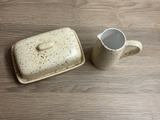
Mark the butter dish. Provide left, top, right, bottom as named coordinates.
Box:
left=11, top=28, right=85, bottom=84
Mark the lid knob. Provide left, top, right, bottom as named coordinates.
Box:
left=37, top=42, right=54, bottom=51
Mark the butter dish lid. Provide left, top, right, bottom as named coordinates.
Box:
left=11, top=28, right=85, bottom=84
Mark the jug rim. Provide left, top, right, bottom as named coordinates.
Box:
left=97, top=28, right=126, bottom=51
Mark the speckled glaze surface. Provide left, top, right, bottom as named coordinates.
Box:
left=92, top=39, right=125, bottom=70
left=11, top=27, right=85, bottom=84
left=92, top=28, right=142, bottom=70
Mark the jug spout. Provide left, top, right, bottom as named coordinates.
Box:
left=97, top=33, right=103, bottom=41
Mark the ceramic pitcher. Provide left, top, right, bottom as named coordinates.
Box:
left=91, top=28, right=142, bottom=70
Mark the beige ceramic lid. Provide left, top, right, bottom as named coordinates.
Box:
left=11, top=28, right=85, bottom=84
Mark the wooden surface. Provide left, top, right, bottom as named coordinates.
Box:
left=0, top=0, right=160, bottom=119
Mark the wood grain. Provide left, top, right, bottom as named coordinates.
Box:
left=0, top=0, right=160, bottom=119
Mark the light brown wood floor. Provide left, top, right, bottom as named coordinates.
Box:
left=0, top=0, right=160, bottom=120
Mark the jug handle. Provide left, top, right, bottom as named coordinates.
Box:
left=120, top=40, right=142, bottom=59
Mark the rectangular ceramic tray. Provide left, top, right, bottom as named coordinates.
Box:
left=11, top=29, right=85, bottom=84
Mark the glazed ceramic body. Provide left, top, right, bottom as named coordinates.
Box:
left=92, top=28, right=142, bottom=70
left=12, top=28, right=85, bottom=84
left=92, top=39, right=125, bottom=70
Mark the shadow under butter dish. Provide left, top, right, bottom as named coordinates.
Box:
left=11, top=28, right=85, bottom=84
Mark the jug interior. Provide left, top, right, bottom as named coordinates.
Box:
left=101, top=29, right=125, bottom=50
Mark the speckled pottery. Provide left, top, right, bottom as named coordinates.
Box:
left=11, top=27, right=85, bottom=84
left=92, top=28, right=142, bottom=70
